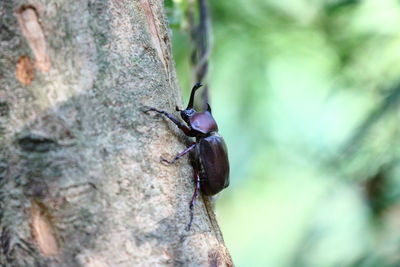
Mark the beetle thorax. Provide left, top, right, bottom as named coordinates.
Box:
left=186, top=110, right=218, bottom=135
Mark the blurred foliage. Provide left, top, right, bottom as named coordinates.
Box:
left=166, top=0, right=400, bottom=266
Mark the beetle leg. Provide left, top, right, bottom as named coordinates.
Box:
left=144, top=107, right=192, bottom=136
left=186, top=167, right=201, bottom=231
left=161, top=142, right=196, bottom=165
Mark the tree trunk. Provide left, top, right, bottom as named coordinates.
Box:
left=0, top=0, right=232, bottom=266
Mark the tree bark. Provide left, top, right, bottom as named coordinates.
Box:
left=0, top=0, right=232, bottom=266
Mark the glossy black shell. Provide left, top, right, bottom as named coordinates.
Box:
left=197, top=132, right=230, bottom=195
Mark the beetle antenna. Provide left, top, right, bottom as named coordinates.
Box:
left=186, top=83, right=203, bottom=109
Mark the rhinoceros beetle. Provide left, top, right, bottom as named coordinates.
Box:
left=145, top=83, right=229, bottom=230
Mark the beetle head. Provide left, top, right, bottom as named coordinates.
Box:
left=178, top=83, right=218, bottom=134
left=179, top=82, right=203, bottom=124
left=180, top=108, right=195, bottom=124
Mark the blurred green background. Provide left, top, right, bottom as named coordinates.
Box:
left=166, top=0, right=400, bottom=266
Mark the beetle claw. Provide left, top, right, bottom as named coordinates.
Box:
left=160, top=156, right=173, bottom=165
left=142, top=106, right=155, bottom=113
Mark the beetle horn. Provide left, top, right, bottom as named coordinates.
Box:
left=186, top=83, right=203, bottom=109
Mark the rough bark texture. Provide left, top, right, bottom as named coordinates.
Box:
left=0, top=0, right=232, bottom=266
